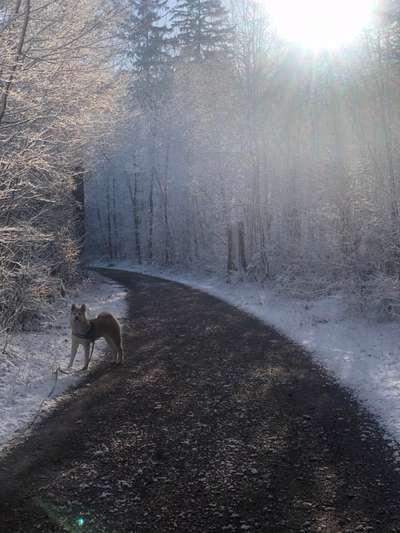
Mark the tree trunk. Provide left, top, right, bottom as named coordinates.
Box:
left=163, top=189, right=170, bottom=265
left=106, top=177, right=113, bottom=260
left=126, top=168, right=142, bottom=264
left=112, top=175, right=119, bottom=258
left=72, top=165, right=85, bottom=259
left=226, top=224, right=235, bottom=282
left=148, top=168, right=154, bottom=261
left=0, top=0, right=31, bottom=126
left=133, top=173, right=142, bottom=264
left=237, top=220, right=247, bottom=276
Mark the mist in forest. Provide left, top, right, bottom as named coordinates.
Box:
left=85, top=0, right=400, bottom=316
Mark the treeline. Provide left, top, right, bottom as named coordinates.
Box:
left=0, top=0, right=125, bottom=329
left=87, top=0, right=400, bottom=317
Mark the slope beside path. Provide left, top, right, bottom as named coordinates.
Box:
left=1, top=268, right=400, bottom=532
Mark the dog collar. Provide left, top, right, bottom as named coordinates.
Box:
left=74, top=323, right=96, bottom=342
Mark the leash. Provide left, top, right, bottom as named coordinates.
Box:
left=21, top=328, right=97, bottom=438
left=25, top=323, right=98, bottom=433
left=27, top=365, right=60, bottom=430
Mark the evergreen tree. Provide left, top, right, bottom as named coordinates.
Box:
left=171, top=0, right=234, bottom=61
left=125, top=0, right=172, bottom=80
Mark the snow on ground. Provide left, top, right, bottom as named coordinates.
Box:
left=4, top=259, right=400, bottom=455
left=0, top=273, right=126, bottom=454
left=94, top=260, right=400, bottom=447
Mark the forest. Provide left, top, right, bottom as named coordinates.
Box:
left=86, top=0, right=400, bottom=319
left=0, top=0, right=124, bottom=328
left=2, top=0, right=400, bottom=328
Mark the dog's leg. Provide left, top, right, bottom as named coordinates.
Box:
left=105, top=336, right=118, bottom=363
left=82, top=342, right=91, bottom=370
left=113, top=339, right=123, bottom=365
left=68, top=337, right=79, bottom=368
left=117, top=345, right=124, bottom=365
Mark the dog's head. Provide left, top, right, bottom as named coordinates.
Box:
left=70, top=304, right=87, bottom=325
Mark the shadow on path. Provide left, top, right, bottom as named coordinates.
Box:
left=1, top=268, right=400, bottom=532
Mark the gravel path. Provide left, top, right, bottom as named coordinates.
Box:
left=1, top=269, right=400, bottom=532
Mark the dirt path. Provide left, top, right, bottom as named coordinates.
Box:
left=1, top=269, right=400, bottom=532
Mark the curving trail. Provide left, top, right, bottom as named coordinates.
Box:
left=1, top=269, right=400, bottom=532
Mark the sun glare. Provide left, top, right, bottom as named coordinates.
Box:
left=266, top=0, right=376, bottom=51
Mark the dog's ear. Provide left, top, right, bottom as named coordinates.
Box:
left=81, top=304, right=86, bottom=312
left=71, top=304, right=76, bottom=311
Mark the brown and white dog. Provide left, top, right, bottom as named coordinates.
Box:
left=69, top=304, right=123, bottom=370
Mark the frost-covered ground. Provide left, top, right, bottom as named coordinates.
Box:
left=95, top=261, right=400, bottom=446
left=0, top=273, right=126, bottom=454
left=4, top=261, right=400, bottom=456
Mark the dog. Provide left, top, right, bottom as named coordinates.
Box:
left=69, top=304, right=123, bottom=370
